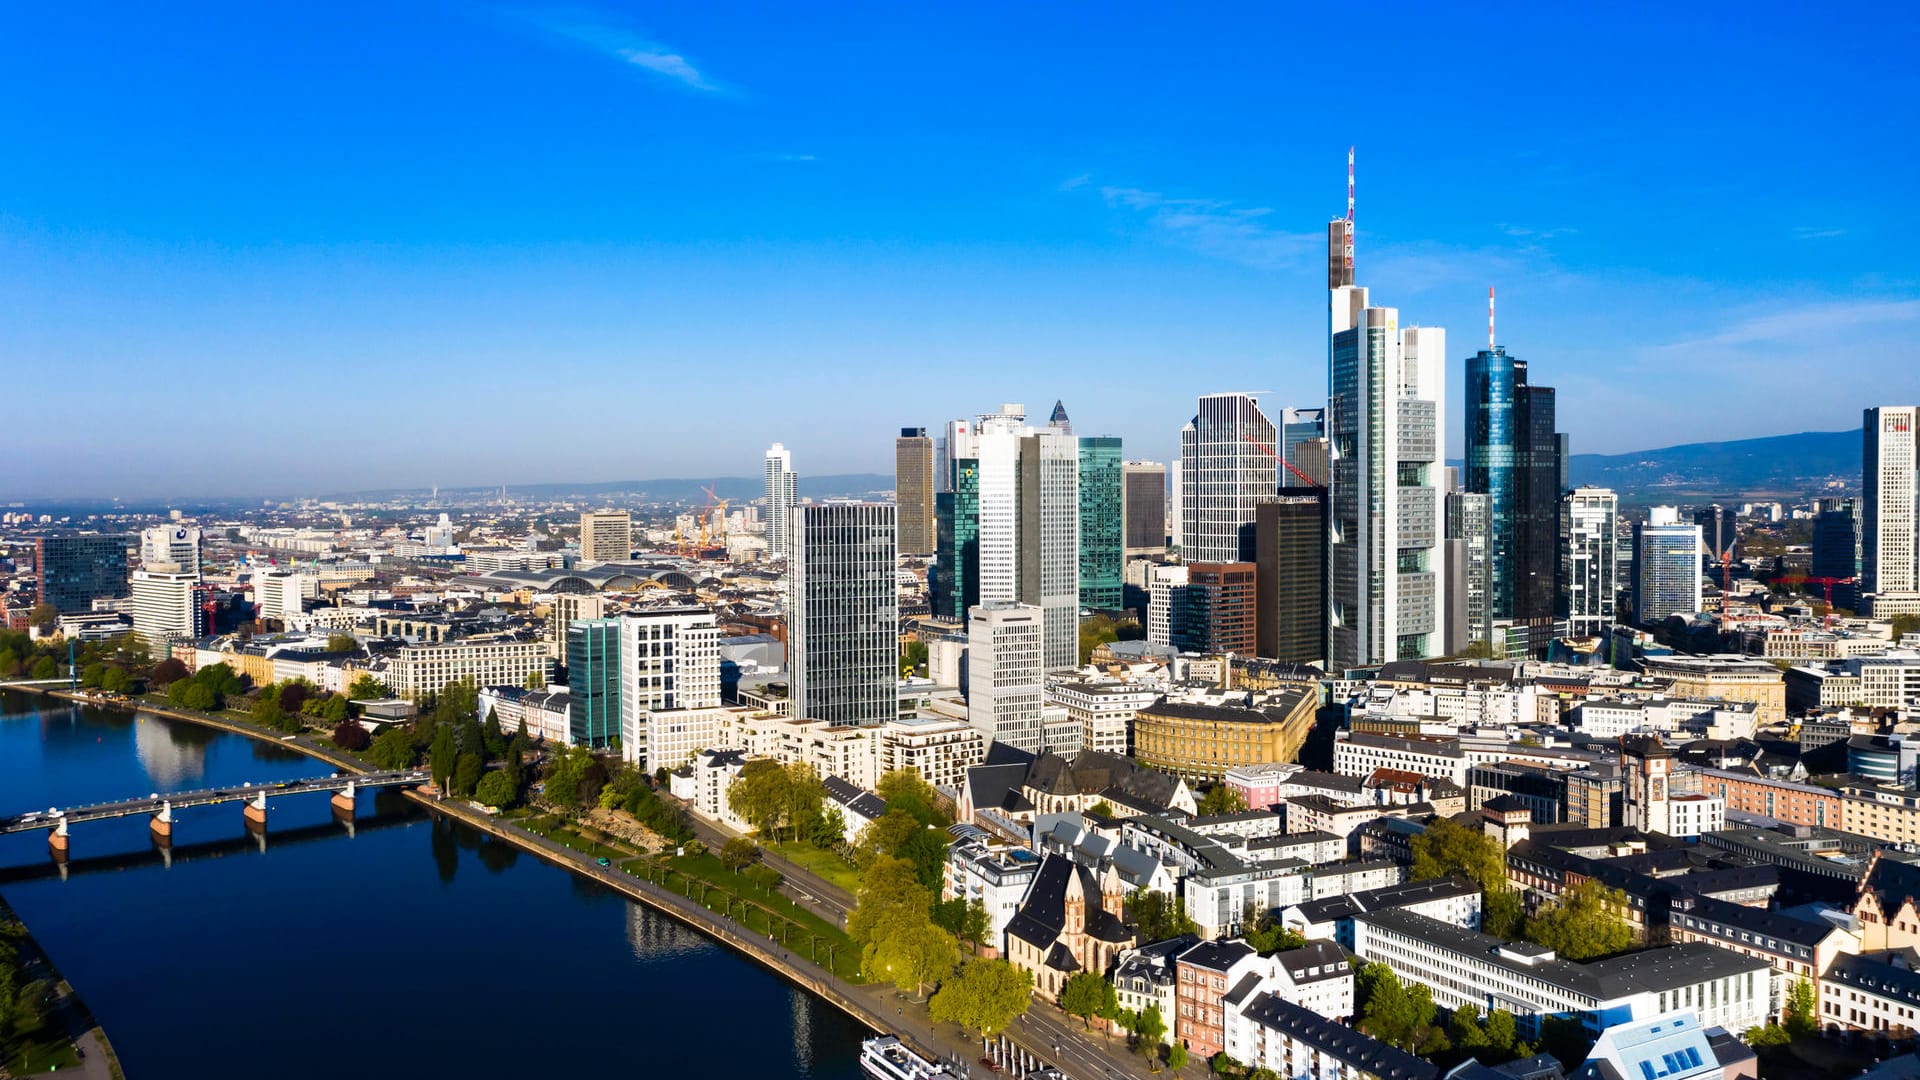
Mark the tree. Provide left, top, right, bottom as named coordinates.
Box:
left=325, top=633, right=359, bottom=654
left=1524, top=879, right=1635, bottom=960
left=27, top=603, right=58, bottom=633
left=857, top=809, right=924, bottom=866
left=1410, top=816, right=1507, bottom=891
left=848, top=856, right=934, bottom=947
left=150, top=657, right=189, bottom=686
left=1128, top=889, right=1198, bottom=943
left=100, top=666, right=130, bottom=694
left=1061, top=971, right=1109, bottom=1028
left=1892, top=613, right=1920, bottom=640
left=720, top=837, right=761, bottom=872
left=1168, top=1043, right=1189, bottom=1074
left=81, top=662, right=106, bottom=688
left=28, top=656, right=56, bottom=680
left=278, top=680, right=312, bottom=716
left=869, top=919, right=958, bottom=1000
left=252, top=690, right=286, bottom=730
left=898, top=825, right=950, bottom=892
left=1483, top=886, right=1527, bottom=939
left=332, top=720, right=371, bottom=751
left=729, top=759, right=794, bottom=839
left=1484, top=1008, right=1518, bottom=1055
left=524, top=669, right=545, bottom=690
left=367, top=726, right=416, bottom=769
left=928, top=957, right=1032, bottom=1035
left=809, top=804, right=848, bottom=849
left=877, top=769, right=951, bottom=828
left=1136, top=1004, right=1167, bottom=1070
left=429, top=725, right=457, bottom=791
left=1088, top=800, right=1116, bottom=819
left=1357, top=962, right=1440, bottom=1052
left=782, top=761, right=827, bottom=842
left=900, top=639, right=928, bottom=677
left=1784, top=976, right=1818, bottom=1037
left=961, top=898, right=990, bottom=947
left=474, top=770, right=516, bottom=809
left=452, top=752, right=483, bottom=797
left=346, top=673, right=389, bottom=701
left=1197, top=785, right=1248, bottom=816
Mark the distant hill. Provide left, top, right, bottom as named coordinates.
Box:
left=1567, top=429, right=1859, bottom=500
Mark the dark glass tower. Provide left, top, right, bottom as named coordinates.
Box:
left=36, top=535, right=132, bottom=614
left=932, top=458, right=979, bottom=621
left=565, top=617, right=620, bottom=749
left=1077, top=436, right=1124, bottom=610
left=1465, top=348, right=1562, bottom=655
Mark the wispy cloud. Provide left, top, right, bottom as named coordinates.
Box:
left=1498, top=223, right=1578, bottom=241
left=520, top=9, right=724, bottom=93
left=1056, top=173, right=1091, bottom=192
left=1086, top=183, right=1319, bottom=268
left=1659, top=298, right=1920, bottom=350
left=760, top=152, right=817, bottom=163
left=1794, top=226, right=1847, bottom=240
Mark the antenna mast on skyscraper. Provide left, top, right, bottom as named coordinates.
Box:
left=1488, top=286, right=1496, bottom=348
left=1345, top=147, right=1355, bottom=275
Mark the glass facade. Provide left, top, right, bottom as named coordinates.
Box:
left=1465, top=349, right=1561, bottom=654
left=933, top=459, right=979, bottom=621
left=1077, top=436, right=1124, bottom=610
left=36, top=535, right=132, bottom=614
left=566, top=617, right=621, bottom=749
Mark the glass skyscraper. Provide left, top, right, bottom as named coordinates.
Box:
left=566, top=617, right=621, bottom=749
left=1465, top=347, right=1562, bottom=655
left=1077, top=436, right=1123, bottom=611
left=36, top=535, right=132, bottom=614
left=933, top=458, right=980, bottom=621
left=1179, top=393, right=1278, bottom=565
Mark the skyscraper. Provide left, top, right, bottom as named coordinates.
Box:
left=35, top=535, right=131, bottom=614
left=1633, top=507, right=1703, bottom=625
left=1444, top=492, right=1491, bottom=652
left=1179, top=393, right=1279, bottom=565
left=566, top=617, right=621, bottom=749
left=1186, top=563, right=1257, bottom=656
left=788, top=502, right=899, bottom=727
left=895, top=427, right=936, bottom=556
left=1169, top=459, right=1185, bottom=551
left=763, top=443, right=797, bottom=562
left=1122, top=461, right=1168, bottom=556
left=617, top=605, right=722, bottom=768
left=1863, top=406, right=1920, bottom=614
left=1561, top=487, right=1619, bottom=637
left=935, top=405, right=1079, bottom=671
left=1811, top=497, right=1860, bottom=609
left=1327, top=294, right=1446, bottom=667
left=1254, top=493, right=1327, bottom=664
left=1078, top=436, right=1124, bottom=611
left=1465, top=343, right=1563, bottom=656
left=966, top=602, right=1044, bottom=751
left=579, top=510, right=633, bottom=563
left=1693, top=505, right=1737, bottom=563
left=1279, top=407, right=1328, bottom=488
left=131, top=569, right=201, bottom=644
left=140, top=525, right=201, bottom=576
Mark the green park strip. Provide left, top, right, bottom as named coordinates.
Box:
left=767, top=840, right=862, bottom=895
left=645, top=852, right=864, bottom=982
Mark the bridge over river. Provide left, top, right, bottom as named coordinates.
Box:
left=1, top=770, right=431, bottom=855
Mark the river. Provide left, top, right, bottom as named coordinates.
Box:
left=0, top=689, right=870, bottom=1079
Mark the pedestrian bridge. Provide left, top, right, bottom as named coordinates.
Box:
left=1, top=770, right=430, bottom=855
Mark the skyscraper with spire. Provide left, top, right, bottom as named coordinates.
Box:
left=1326, top=149, right=1447, bottom=668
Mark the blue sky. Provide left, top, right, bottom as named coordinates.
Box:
left=5, top=2, right=1918, bottom=500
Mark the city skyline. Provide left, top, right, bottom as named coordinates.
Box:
left=6, top=4, right=1919, bottom=501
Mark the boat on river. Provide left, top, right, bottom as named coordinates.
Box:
left=858, top=1035, right=964, bottom=1080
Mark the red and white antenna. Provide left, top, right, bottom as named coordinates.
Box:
left=1488, top=286, right=1496, bottom=348
left=1344, top=146, right=1355, bottom=273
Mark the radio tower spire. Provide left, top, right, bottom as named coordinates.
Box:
left=1345, top=147, right=1355, bottom=275
left=1488, top=286, right=1496, bottom=348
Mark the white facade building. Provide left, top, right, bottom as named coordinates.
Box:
left=968, top=603, right=1045, bottom=752
left=1864, top=406, right=1920, bottom=611
left=1563, top=486, right=1619, bottom=636
left=140, top=525, right=201, bottom=576
left=1048, top=677, right=1160, bottom=756
left=617, top=605, right=722, bottom=768
left=763, top=443, right=796, bottom=561
left=131, top=569, right=198, bottom=643
left=1179, top=393, right=1279, bottom=566
left=579, top=510, right=632, bottom=562
left=1148, top=564, right=1190, bottom=648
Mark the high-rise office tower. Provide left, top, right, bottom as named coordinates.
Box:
left=1693, top=505, right=1737, bottom=563
left=1561, top=487, right=1619, bottom=637
left=966, top=602, right=1044, bottom=751
left=35, top=535, right=131, bottom=614
left=1811, top=497, right=1860, bottom=609
left=1254, top=494, right=1327, bottom=664
left=1122, top=461, right=1168, bottom=556
left=1179, top=393, right=1279, bottom=565
left=1169, top=460, right=1185, bottom=550
left=1465, top=339, right=1563, bottom=656
left=1279, top=407, right=1328, bottom=488
left=1147, top=565, right=1190, bottom=649
left=934, top=405, right=1079, bottom=671
left=1326, top=231, right=1446, bottom=666
left=617, top=605, right=721, bottom=768
left=788, top=503, right=899, bottom=727
left=763, top=443, right=797, bottom=562
left=1186, top=563, right=1257, bottom=656
left=566, top=617, right=621, bottom=749
left=579, top=510, right=633, bottom=563
left=1863, top=407, right=1920, bottom=613
left=140, top=525, right=201, bottom=576
left=1078, top=436, right=1124, bottom=610
left=895, top=427, right=936, bottom=556
left=1444, top=492, right=1491, bottom=653
left=131, top=569, right=202, bottom=644
left=1633, top=507, right=1703, bottom=624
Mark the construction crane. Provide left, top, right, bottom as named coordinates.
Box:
left=698, top=485, right=731, bottom=557
left=1721, top=550, right=1734, bottom=615
left=1242, top=434, right=1323, bottom=489
left=1768, top=574, right=1857, bottom=607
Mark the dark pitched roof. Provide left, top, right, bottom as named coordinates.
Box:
left=1352, top=875, right=1478, bottom=912
left=1004, top=853, right=1130, bottom=955
left=1237, top=993, right=1439, bottom=1080
left=1273, top=940, right=1351, bottom=984
left=1861, top=852, right=1920, bottom=915
left=1674, top=894, right=1843, bottom=951
left=1826, top=952, right=1920, bottom=1007
left=1178, top=939, right=1256, bottom=973
left=822, top=775, right=888, bottom=821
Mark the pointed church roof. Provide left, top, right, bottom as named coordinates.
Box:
left=1049, top=400, right=1072, bottom=434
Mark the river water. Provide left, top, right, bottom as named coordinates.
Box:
left=0, top=689, right=869, bottom=1079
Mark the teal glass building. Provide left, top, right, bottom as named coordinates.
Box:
left=565, top=617, right=621, bottom=749
left=1078, top=436, right=1123, bottom=610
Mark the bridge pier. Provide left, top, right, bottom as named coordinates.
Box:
left=150, top=800, right=174, bottom=841
left=330, top=781, right=357, bottom=816
left=48, top=817, right=69, bottom=860
left=243, top=790, right=268, bottom=827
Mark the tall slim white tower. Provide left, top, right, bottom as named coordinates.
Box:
left=1863, top=406, right=1920, bottom=611
left=1178, top=393, right=1279, bottom=565
left=1561, top=486, right=1619, bottom=637
left=1326, top=150, right=1446, bottom=668
left=764, top=443, right=797, bottom=562
left=959, top=404, right=1080, bottom=672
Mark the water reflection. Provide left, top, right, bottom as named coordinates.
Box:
left=475, top=836, right=519, bottom=874
left=134, top=714, right=208, bottom=788
left=625, top=901, right=712, bottom=963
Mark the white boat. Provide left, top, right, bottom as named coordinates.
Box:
left=859, top=1035, right=965, bottom=1080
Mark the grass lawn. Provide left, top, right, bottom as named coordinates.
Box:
left=649, top=852, right=864, bottom=982
left=7, top=1025, right=80, bottom=1074
left=768, top=841, right=861, bottom=895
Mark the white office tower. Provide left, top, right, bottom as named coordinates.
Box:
left=254, top=570, right=310, bottom=624
left=1328, top=288, right=1447, bottom=668
left=423, top=512, right=456, bottom=550
left=1169, top=459, right=1185, bottom=550
left=1634, top=506, right=1704, bottom=624
left=579, top=510, right=632, bottom=562
left=140, top=525, right=201, bottom=576
left=1179, top=394, right=1278, bottom=565
left=959, top=404, right=1081, bottom=673
left=617, top=604, right=722, bottom=769
left=1863, top=406, right=1920, bottom=615
left=966, top=602, right=1045, bottom=751
left=788, top=503, right=899, bottom=727
left=1147, top=564, right=1190, bottom=647
left=1561, top=486, right=1619, bottom=637
left=764, top=443, right=797, bottom=561
left=131, top=569, right=198, bottom=643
